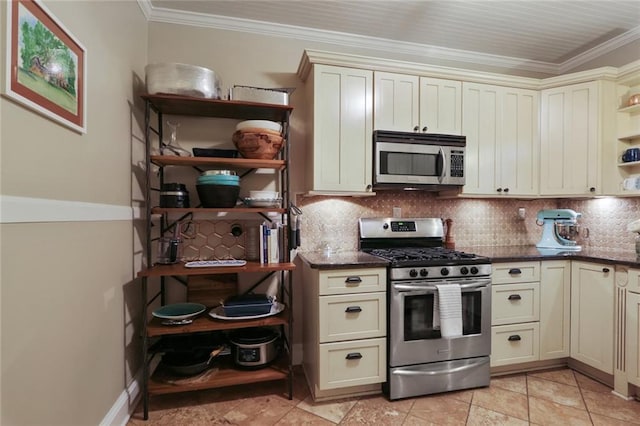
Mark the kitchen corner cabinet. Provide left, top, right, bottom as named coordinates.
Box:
left=303, top=64, right=374, bottom=195
left=614, top=92, right=640, bottom=195
left=540, top=81, right=617, bottom=197
left=374, top=72, right=462, bottom=135
left=570, top=261, right=614, bottom=374
left=539, top=260, right=571, bottom=360
left=302, top=263, right=387, bottom=401
left=137, top=94, right=295, bottom=420
left=462, top=83, right=539, bottom=197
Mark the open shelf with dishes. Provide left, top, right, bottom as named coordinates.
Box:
left=138, top=94, right=295, bottom=420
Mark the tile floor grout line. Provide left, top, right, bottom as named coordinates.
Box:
left=525, top=373, right=531, bottom=424
left=573, top=370, right=596, bottom=425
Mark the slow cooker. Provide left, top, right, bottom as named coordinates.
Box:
left=228, top=327, right=280, bottom=368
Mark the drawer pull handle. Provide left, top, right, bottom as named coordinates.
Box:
left=508, top=294, right=522, bottom=301
left=345, top=276, right=362, bottom=285
left=508, top=335, right=522, bottom=342
left=345, top=306, right=362, bottom=313
left=346, top=352, right=363, bottom=360
left=508, top=268, right=522, bottom=275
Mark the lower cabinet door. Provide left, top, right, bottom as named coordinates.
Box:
left=318, top=338, right=386, bottom=390
left=627, top=292, right=640, bottom=387
left=491, top=323, right=539, bottom=367
left=318, top=292, right=386, bottom=343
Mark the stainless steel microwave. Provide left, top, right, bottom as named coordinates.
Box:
left=373, top=130, right=466, bottom=190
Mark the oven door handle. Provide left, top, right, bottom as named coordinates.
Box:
left=393, top=281, right=490, bottom=292
left=392, top=358, right=489, bottom=376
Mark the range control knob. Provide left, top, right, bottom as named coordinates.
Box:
left=470, top=266, right=479, bottom=275
left=420, top=269, right=428, bottom=277
left=409, top=269, right=418, bottom=278
left=460, top=267, right=469, bottom=275
left=383, top=223, right=389, bottom=230
left=440, top=268, right=450, bottom=276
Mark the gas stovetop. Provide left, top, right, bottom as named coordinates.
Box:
left=364, top=247, right=489, bottom=267
left=359, top=217, right=491, bottom=280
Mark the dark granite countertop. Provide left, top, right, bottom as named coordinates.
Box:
left=299, top=246, right=640, bottom=269
left=298, top=251, right=389, bottom=270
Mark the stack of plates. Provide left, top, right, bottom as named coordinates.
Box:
left=243, top=198, right=282, bottom=208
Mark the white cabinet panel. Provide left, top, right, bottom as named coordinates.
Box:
left=492, top=283, right=540, bottom=326
left=627, top=291, right=640, bottom=387
left=570, top=261, right=614, bottom=374
left=319, top=338, right=386, bottom=390
left=540, top=260, right=571, bottom=360
left=374, top=72, right=419, bottom=132
left=491, top=323, right=540, bottom=367
left=319, top=268, right=386, bottom=295
left=492, top=262, right=540, bottom=284
left=419, top=77, right=462, bottom=135
left=540, top=82, right=599, bottom=196
left=309, top=64, right=373, bottom=194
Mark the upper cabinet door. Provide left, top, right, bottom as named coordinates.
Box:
left=419, top=77, right=462, bottom=135
left=310, top=64, right=374, bottom=194
left=540, top=82, right=599, bottom=196
left=373, top=72, right=419, bottom=132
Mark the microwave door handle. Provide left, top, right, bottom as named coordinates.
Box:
left=438, top=147, right=446, bottom=183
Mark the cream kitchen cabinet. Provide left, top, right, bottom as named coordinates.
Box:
left=374, top=71, right=462, bottom=134
left=539, top=260, right=571, bottom=360
left=570, top=261, right=614, bottom=374
left=540, top=81, right=616, bottom=197
left=490, top=262, right=541, bottom=367
left=302, top=64, right=374, bottom=195
left=627, top=290, right=640, bottom=387
left=491, top=261, right=570, bottom=368
left=462, top=83, right=539, bottom=197
left=302, top=264, right=387, bottom=401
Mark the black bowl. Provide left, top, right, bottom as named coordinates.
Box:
left=196, top=184, right=240, bottom=208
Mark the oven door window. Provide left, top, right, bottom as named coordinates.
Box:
left=403, top=291, right=482, bottom=340
left=380, top=151, right=442, bottom=177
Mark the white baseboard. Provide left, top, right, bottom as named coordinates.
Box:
left=100, top=370, right=142, bottom=426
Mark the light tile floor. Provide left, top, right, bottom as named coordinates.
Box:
left=128, top=367, right=640, bottom=425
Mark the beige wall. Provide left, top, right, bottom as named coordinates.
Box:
left=0, top=1, right=147, bottom=424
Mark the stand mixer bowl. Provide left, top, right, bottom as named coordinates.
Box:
left=555, top=221, right=580, bottom=242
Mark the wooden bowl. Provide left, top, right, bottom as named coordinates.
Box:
left=232, top=131, right=284, bottom=160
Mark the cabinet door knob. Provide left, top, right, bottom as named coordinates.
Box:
left=496, top=188, right=503, bottom=192
left=345, top=276, right=362, bottom=285
left=413, top=126, right=420, bottom=132
left=346, top=352, right=363, bottom=360
left=508, top=268, right=522, bottom=275
left=590, top=187, right=596, bottom=193
left=508, top=294, right=522, bottom=301
left=603, top=268, right=610, bottom=273
left=422, top=126, right=428, bottom=132
left=345, top=306, right=362, bottom=313
left=503, top=188, right=509, bottom=193
left=366, top=184, right=372, bottom=191
left=508, top=335, right=522, bottom=342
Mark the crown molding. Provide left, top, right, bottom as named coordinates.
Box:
left=138, top=0, right=640, bottom=77
left=559, top=26, right=640, bottom=74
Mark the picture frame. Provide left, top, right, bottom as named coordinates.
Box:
left=4, top=0, right=86, bottom=133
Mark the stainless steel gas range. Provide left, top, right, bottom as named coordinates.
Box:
left=359, top=217, right=492, bottom=400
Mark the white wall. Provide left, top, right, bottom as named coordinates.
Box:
left=0, top=1, right=147, bottom=424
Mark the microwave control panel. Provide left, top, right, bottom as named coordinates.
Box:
left=450, top=150, right=464, bottom=177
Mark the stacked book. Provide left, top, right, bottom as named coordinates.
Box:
left=259, top=223, right=282, bottom=264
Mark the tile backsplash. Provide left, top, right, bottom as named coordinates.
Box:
left=179, top=194, right=640, bottom=258
left=294, top=193, right=640, bottom=254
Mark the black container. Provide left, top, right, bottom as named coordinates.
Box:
left=196, top=184, right=240, bottom=208
left=160, top=183, right=190, bottom=208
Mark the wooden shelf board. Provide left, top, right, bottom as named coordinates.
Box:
left=618, top=134, right=640, bottom=142
left=148, top=356, right=289, bottom=395
left=618, top=103, right=640, bottom=114
left=618, top=161, right=640, bottom=167
left=138, top=261, right=295, bottom=277
left=147, top=308, right=290, bottom=337
left=151, top=207, right=286, bottom=215
left=150, top=155, right=286, bottom=170
left=142, top=94, right=292, bottom=122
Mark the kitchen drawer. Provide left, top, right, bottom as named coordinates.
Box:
left=491, top=323, right=539, bottom=367
left=319, top=292, right=386, bottom=343
left=492, top=262, right=540, bottom=284
left=318, top=338, right=386, bottom=390
left=492, top=282, right=540, bottom=325
left=319, top=268, right=386, bottom=295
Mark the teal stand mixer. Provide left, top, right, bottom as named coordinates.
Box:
left=536, top=209, right=582, bottom=251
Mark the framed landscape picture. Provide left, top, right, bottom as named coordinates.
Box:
left=4, top=0, right=86, bottom=133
